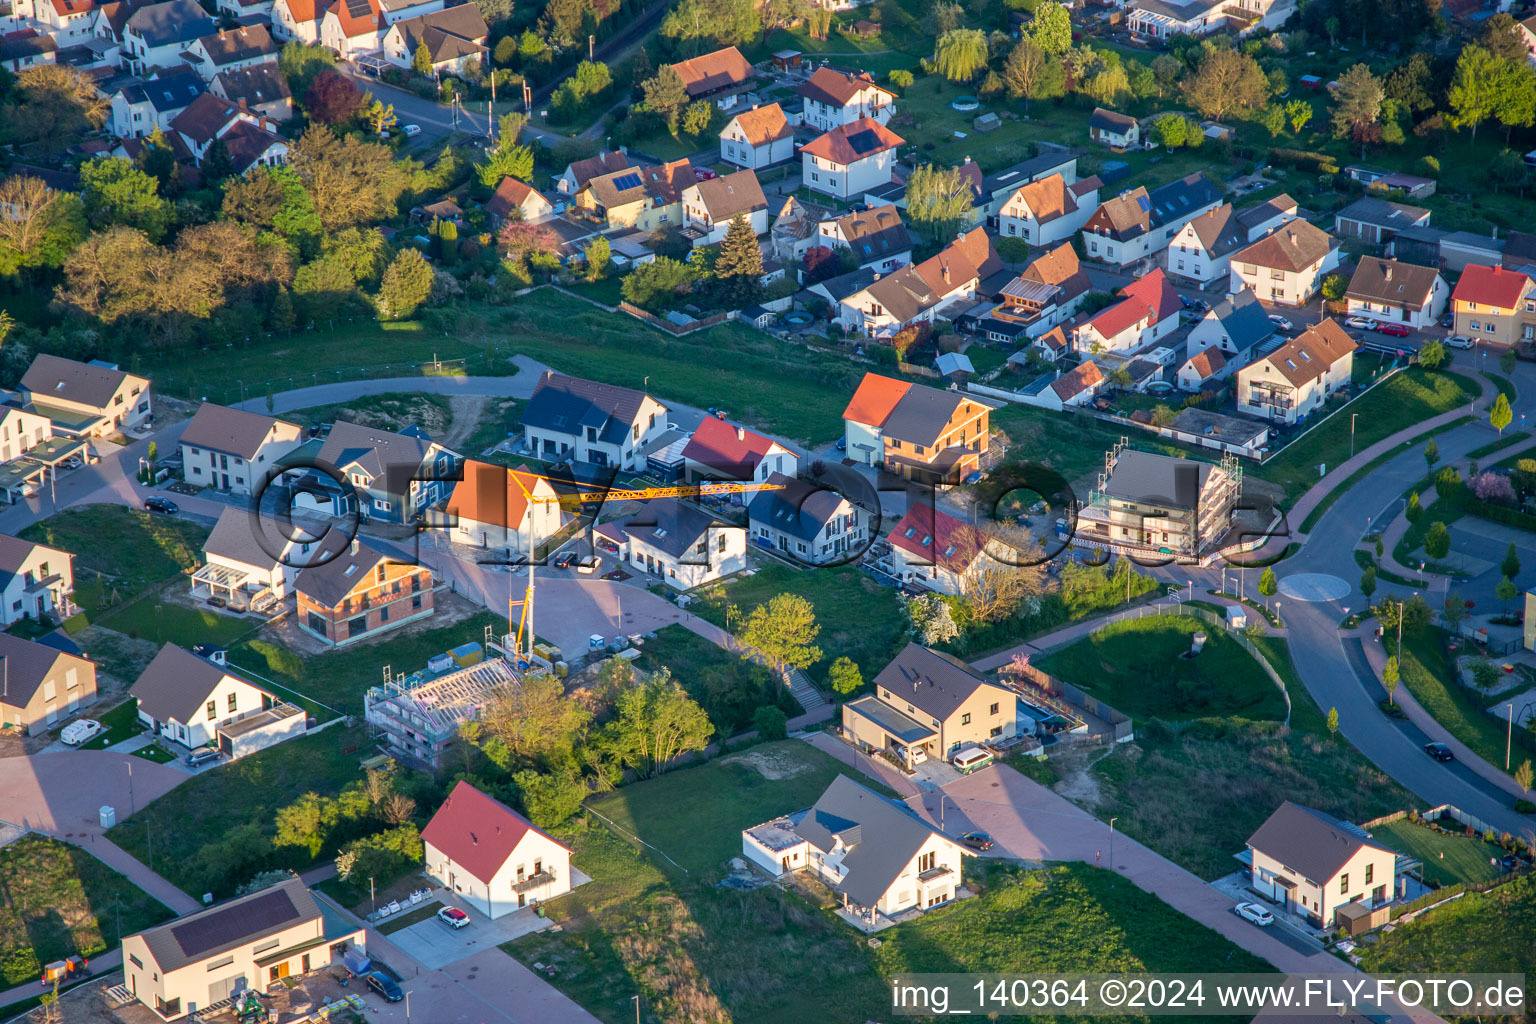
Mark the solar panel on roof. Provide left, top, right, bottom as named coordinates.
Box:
left=171, top=889, right=298, bottom=959
left=846, top=129, right=880, bottom=154
left=1136, top=196, right=1151, bottom=212
left=611, top=172, right=643, bottom=192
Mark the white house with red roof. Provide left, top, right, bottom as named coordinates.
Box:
left=1071, top=269, right=1181, bottom=355
left=442, top=460, right=564, bottom=555
left=719, top=102, right=794, bottom=169
left=423, top=780, right=573, bottom=918
left=797, top=67, right=896, bottom=134
left=887, top=502, right=1006, bottom=595
left=681, top=416, right=797, bottom=485
left=35, top=0, right=98, bottom=44
left=801, top=116, right=903, bottom=200
left=484, top=175, right=554, bottom=226
left=270, top=0, right=321, bottom=41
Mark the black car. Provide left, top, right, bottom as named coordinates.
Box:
left=144, top=497, right=178, bottom=515
left=1424, top=742, right=1454, bottom=762
left=553, top=551, right=576, bottom=569
left=960, top=831, right=994, bottom=851
left=364, top=972, right=403, bottom=1002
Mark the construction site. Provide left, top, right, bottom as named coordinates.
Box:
left=1072, top=440, right=1241, bottom=565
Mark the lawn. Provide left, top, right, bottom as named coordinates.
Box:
left=1370, top=818, right=1505, bottom=887
left=77, top=696, right=146, bottom=750
left=458, top=397, right=524, bottom=459
left=1035, top=614, right=1288, bottom=723
left=1362, top=875, right=1536, bottom=982
left=230, top=611, right=504, bottom=717
left=634, top=625, right=800, bottom=738
left=990, top=404, right=1201, bottom=488
left=93, top=584, right=259, bottom=650
left=21, top=506, right=209, bottom=617
left=1087, top=636, right=1416, bottom=879
left=0, top=835, right=173, bottom=987
left=1258, top=367, right=1479, bottom=506
left=690, top=563, right=907, bottom=683
left=104, top=724, right=369, bottom=899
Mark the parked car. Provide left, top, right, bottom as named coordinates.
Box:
left=1445, top=335, right=1474, bottom=349
left=436, top=906, right=470, bottom=929
left=1344, top=316, right=1375, bottom=330
left=1502, top=853, right=1522, bottom=871
left=1374, top=322, right=1412, bottom=337
left=1267, top=314, right=1293, bottom=333
left=693, top=167, right=717, bottom=181
left=1441, top=313, right=1455, bottom=328
left=60, top=719, right=102, bottom=746
left=1234, top=902, right=1275, bottom=927
left=552, top=551, right=576, bottom=569
left=577, top=556, right=600, bottom=574
left=144, top=497, right=178, bottom=515
left=1424, top=742, right=1454, bottom=761
left=186, top=746, right=221, bottom=768
left=400, top=124, right=422, bottom=138
left=959, top=831, right=994, bottom=851
left=364, top=972, right=404, bottom=1002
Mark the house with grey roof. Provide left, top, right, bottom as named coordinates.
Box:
left=380, top=2, right=487, bottom=75
left=843, top=642, right=1017, bottom=765
left=191, top=507, right=345, bottom=608
left=209, top=62, right=292, bottom=122
left=1333, top=196, right=1430, bottom=245
left=742, top=774, right=970, bottom=926
left=292, top=537, right=434, bottom=646
left=816, top=204, right=912, bottom=273
left=179, top=403, right=303, bottom=497
left=307, top=419, right=459, bottom=524
left=1088, top=107, right=1140, bottom=150
left=0, top=630, right=96, bottom=736
left=19, top=353, right=151, bottom=438
left=1081, top=173, right=1223, bottom=267
left=1075, top=447, right=1239, bottom=562
left=747, top=472, right=870, bottom=566
left=109, top=64, right=206, bottom=137
left=1182, top=288, right=1275, bottom=381
left=1168, top=196, right=1297, bottom=284
left=131, top=642, right=306, bottom=756
left=1243, top=801, right=1400, bottom=928
left=122, top=0, right=214, bottom=75
left=598, top=497, right=746, bottom=590
left=0, top=532, right=76, bottom=628
left=520, top=371, right=669, bottom=472
left=183, top=22, right=278, bottom=81
left=122, top=876, right=364, bottom=1020
left=1344, top=257, right=1447, bottom=330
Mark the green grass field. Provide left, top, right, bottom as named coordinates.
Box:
left=1362, top=875, right=1536, bottom=980
left=21, top=506, right=208, bottom=614
left=93, top=586, right=258, bottom=650
left=1371, top=818, right=1505, bottom=887
left=634, top=625, right=798, bottom=737
left=1035, top=614, right=1288, bottom=723
left=0, top=835, right=173, bottom=987
left=77, top=697, right=146, bottom=750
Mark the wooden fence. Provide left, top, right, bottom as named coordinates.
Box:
left=1003, top=660, right=1135, bottom=745
left=619, top=301, right=732, bottom=336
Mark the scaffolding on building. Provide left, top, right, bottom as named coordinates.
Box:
left=1078, top=442, right=1241, bottom=563
left=364, top=655, right=518, bottom=767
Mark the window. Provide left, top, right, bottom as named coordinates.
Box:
left=206, top=699, right=217, bottom=718
left=1340, top=873, right=1349, bottom=894
left=227, top=692, right=237, bottom=712
left=990, top=702, right=999, bottom=715
left=917, top=852, right=936, bottom=872
left=253, top=938, right=280, bottom=954
left=380, top=604, right=389, bottom=622
left=348, top=615, right=367, bottom=638
left=207, top=956, right=235, bottom=971
left=412, top=594, right=422, bottom=610
left=1364, top=863, right=1373, bottom=885
left=129, top=954, right=142, bottom=969
left=961, top=713, right=971, bottom=725
left=307, top=611, right=327, bottom=636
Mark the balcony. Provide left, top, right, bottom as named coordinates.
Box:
left=512, top=870, right=557, bottom=893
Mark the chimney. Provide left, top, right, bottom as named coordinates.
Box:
left=1286, top=229, right=1295, bottom=243
left=1383, top=265, right=1392, bottom=281
left=736, top=426, right=745, bottom=441
left=350, top=537, right=360, bottom=556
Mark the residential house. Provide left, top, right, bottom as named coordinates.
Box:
left=182, top=23, right=276, bottom=81
left=1344, top=257, right=1447, bottom=329
left=1125, top=0, right=1293, bottom=38
left=1081, top=174, right=1224, bottom=267
left=1332, top=196, right=1431, bottom=245
left=1178, top=289, right=1274, bottom=389
left=521, top=371, right=668, bottom=471
left=0, top=533, right=74, bottom=625
left=1245, top=801, right=1398, bottom=928
left=1501, top=229, right=1536, bottom=273
left=442, top=460, right=564, bottom=556
left=170, top=92, right=288, bottom=173
left=669, top=45, right=754, bottom=100
left=1228, top=219, right=1340, bottom=306
left=1076, top=447, right=1239, bottom=561
left=801, top=116, right=903, bottom=200
left=975, top=151, right=1079, bottom=226
left=121, top=0, right=212, bottom=75
left=997, top=172, right=1102, bottom=247
left=122, top=877, right=366, bottom=1021
left=1176, top=346, right=1228, bottom=391
left=484, top=175, right=554, bottom=226
left=576, top=158, right=691, bottom=233
left=1043, top=360, right=1107, bottom=409
left=0, top=32, right=57, bottom=71
left=1450, top=263, right=1536, bottom=346
left=178, top=403, right=303, bottom=497
left=816, top=203, right=912, bottom=273
left=380, top=3, right=486, bottom=75
left=1520, top=11, right=1536, bottom=64
left=209, top=63, right=292, bottom=122
left=1166, top=195, right=1297, bottom=284
left=311, top=419, right=459, bottom=524
left=552, top=149, right=629, bottom=197
left=318, top=0, right=382, bottom=57
left=1088, top=107, right=1140, bottom=149
left=747, top=471, right=870, bottom=565
left=771, top=194, right=832, bottom=263
left=600, top=497, right=746, bottom=590
left=742, top=775, right=969, bottom=923
left=34, top=0, right=99, bottom=44
left=886, top=501, right=1016, bottom=595
left=681, top=416, right=797, bottom=484
left=719, top=102, right=794, bottom=169
left=681, top=168, right=768, bottom=246
left=1072, top=268, right=1181, bottom=355
left=0, top=631, right=95, bottom=736
left=980, top=242, right=1092, bottom=344
left=834, top=226, right=997, bottom=338
left=1236, top=318, right=1357, bottom=423
left=214, top=0, right=274, bottom=18
left=132, top=642, right=305, bottom=754
left=0, top=405, right=55, bottom=467
left=191, top=507, right=344, bottom=607
left=806, top=264, right=877, bottom=313
left=19, top=353, right=151, bottom=437
left=841, top=372, right=991, bottom=484
left=293, top=538, right=433, bottom=646
left=109, top=65, right=205, bottom=137
left=270, top=0, right=322, bottom=42
left=844, top=642, right=1017, bottom=764
left=797, top=66, right=895, bottom=133
left=423, top=780, right=573, bottom=919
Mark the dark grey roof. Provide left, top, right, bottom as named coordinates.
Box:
left=617, top=497, right=724, bottom=559
left=125, top=0, right=215, bottom=47
left=211, top=63, right=290, bottom=106
left=813, top=265, right=877, bottom=302
left=291, top=539, right=392, bottom=608
left=181, top=403, right=294, bottom=460
left=21, top=354, right=138, bottom=410
left=0, top=632, right=75, bottom=710
left=1208, top=291, right=1274, bottom=353
left=872, top=642, right=996, bottom=723
left=1128, top=0, right=1224, bottom=20
left=1101, top=449, right=1214, bottom=509
left=1090, top=107, right=1137, bottom=133
left=135, top=877, right=319, bottom=973
left=980, top=151, right=1076, bottom=198
left=747, top=472, right=847, bottom=542
left=0, top=34, right=58, bottom=60
left=1147, top=173, right=1222, bottom=229
left=1334, top=196, right=1429, bottom=231
left=880, top=385, right=966, bottom=449
left=316, top=420, right=446, bottom=495
left=130, top=643, right=251, bottom=724
left=1440, top=230, right=1506, bottom=254
left=1246, top=801, right=1392, bottom=885
left=522, top=372, right=661, bottom=446
left=844, top=694, right=935, bottom=744
left=829, top=205, right=911, bottom=262
left=1345, top=257, right=1441, bottom=311
left=120, top=66, right=206, bottom=112
left=793, top=775, right=951, bottom=907
left=194, top=23, right=276, bottom=65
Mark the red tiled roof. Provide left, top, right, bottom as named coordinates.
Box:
left=326, top=0, right=381, bottom=38
left=50, top=0, right=95, bottom=16
left=1185, top=347, right=1226, bottom=380
left=1119, top=268, right=1181, bottom=324
left=800, top=116, right=903, bottom=166
left=681, top=415, right=784, bottom=475
left=443, top=459, right=549, bottom=530
left=842, top=372, right=911, bottom=427
left=888, top=503, right=980, bottom=573
left=913, top=226, right=999, bottom=296
left=729, top=102, right=792, bottom=146
left=1452, top=263, right=1532, bottom=310
left=421, top=781, right=569, bottom=886
left=1083, top=295, right=1153, bottom=341
left=1051, top=360, right=1104, bottom=402
left=485, top=176, right=549, bottom=220
left=670, top=45, right=753, bottom=97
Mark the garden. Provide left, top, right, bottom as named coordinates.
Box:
left=1370, top=814, right=1507, bottom=887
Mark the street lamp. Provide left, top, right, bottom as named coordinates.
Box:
left=124, top=759, right=134, bottom=816
left=1350, top=412, right=1358, bottom=458
left=633, top=995, right=641, bottom=1024
left=1108, top=817, right=1118, bottom=871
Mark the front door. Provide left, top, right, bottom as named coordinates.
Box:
left=222, top=473, right=230, bottom=489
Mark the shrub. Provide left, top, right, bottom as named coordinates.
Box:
left=1517, top=799, right=1536, bottom=813
left=1269, top=147, right=1337, bottom=172
left=1418, top=155, right=1440, bottom=178
left=889, top=68, right=914, bottom=88
left=1471, top=471, right=1516, bottom=505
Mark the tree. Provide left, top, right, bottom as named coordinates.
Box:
left=1483, top=12, right=1527, bottom=64
left=621, top=256, right=699, bottom=308
left=1284, top=98, right=1313, bottom=135
left=304, top=68, right=366, bottom=125
left=1327, top=706, right=1339, bottom=736
left=1424, top=520, right=1451, bottom=560
left=1026, top=2, right=1071, bottom=54
left=1448, top=46, right=1502, bottom=145
left=827, top=655, right=862, bottom=695
left=640, top=65, right=689, bottom=128
left=1424, top=438, right=1439, bottom=471
left=1360, top=566, right=1377, bottom=599
left=363, top=100, right=397, bottom=136
left=1504, top=542, right=1522, bottom=581
left=997, top=236, right=1031, bottom=265
left=512, top=765, right=588, bottom=828
left=1258, top=103, right=1287, bottom=138
left=3, top=64, right=108, bottom=157
left=1258, top=566, right=1277, bottom=610
left=1003, top=39, right=1065, bottom=110
left=0, top=174, right=86, bottom=276
left=1382, top=655, right=1399, bottom=705
left=413, top=39, right=434, bottom=75
left=1153, top=112, right=1189, bottom=148
left=1471, top=658, right=1500, bottom=692
left=288, top=127, right=410, bottom=232
left=1083, top=63, right=1131, bottom=106
left=905, top=163, right=974, bottom=240
left=476, top=142, right=535, bottom=187
left=1492, top=391, right=1514, bottom=436
left=1182, top=47, right=1269, bottom=120
left=753, top=705, right=788, bottom=740
left=80, top=157, right=175, bottom=242
left=279, top=41, right=335, bottom=98
left=1331, top=63, right=1384, bottom=145
left=740, top=593, right=822, bottom=676
left=1151, top=54, right=1182, bottom=98
left=681, top=100, right=714, bottom=136
left=932, top=28, right=989, bottom=82
left=606, top=674, right=713, bottom=778
left=661, top=0, right=758, bottom=46
left=1498, top=574, right=1519, bottom=609
left=1386, top=53, right=1436, bottom=115
left=583, top=236, right=610, bottom=281
left=907, top=592, right=959, bottom=645
left=713, top=212, right=764, bottom=304
left=1502, top=347, right=1519, bottom=374
left=1406, top=490, right=1422, bottom=523
left=376, top=249, right=433, bottom=320
left=1516, top=759, right=1534, bottom=796
left=268, top=285, right=296, bottom=330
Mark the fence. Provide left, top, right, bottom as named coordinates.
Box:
left=619, top=301, right=733, bottom=336
left=1005, top=660, right=1135, bottom=744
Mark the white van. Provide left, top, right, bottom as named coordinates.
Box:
left=951, top=746, right=994, bottom=774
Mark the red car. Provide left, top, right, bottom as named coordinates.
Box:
left=693, top=167, right=717, bottom=181
left=1374, top=322, right=1412, bottom=337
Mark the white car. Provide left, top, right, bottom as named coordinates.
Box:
left=1267, top=314, right=1293, bottom=333
left=436, top=906, right=470, bottom=929
left=401, top=124, right=422, bottom=138
left=61, top=719, right=103, bottom=746
left=1344, top=316, right=1375, bottom=330
left=1445, top=335, right=1474, bottom=349
left=1234, top=902, right=1275, bottom=926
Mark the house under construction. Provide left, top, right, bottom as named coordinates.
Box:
left=1073, top=440, right=1240, bottom=564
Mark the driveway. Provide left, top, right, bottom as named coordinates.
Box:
left=380, top=878, right=590, bottom=971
